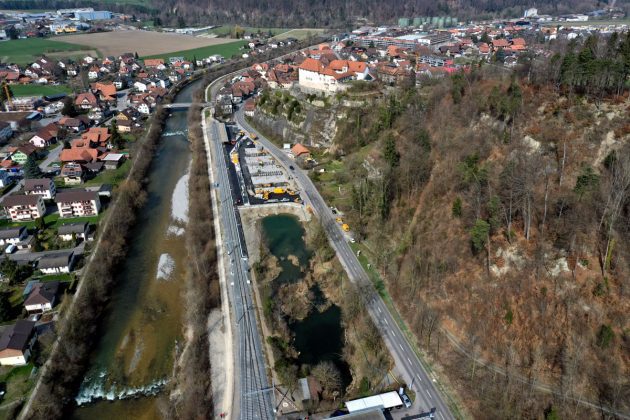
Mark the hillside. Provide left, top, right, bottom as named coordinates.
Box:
left=0, top=0, right=609, bottom=27
left=248, top=36, right=630, bottom=417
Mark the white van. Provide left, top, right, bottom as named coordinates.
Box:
left=5, top=244, right=16, bottom=254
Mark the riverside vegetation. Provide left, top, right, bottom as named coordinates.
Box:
left=251, top=33, right=630, bottom=418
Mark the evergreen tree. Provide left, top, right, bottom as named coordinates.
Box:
left=23, top=155, right=42, bottom=179
left=62, top=96, right=78, bottom=117
left=383, top=135, right=399, bottom=168
left=110, top=121, right=125, bottom=150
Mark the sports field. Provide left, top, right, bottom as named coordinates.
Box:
left=62, top=30, right=239, bottom=57
left=0, top=38, right=92, bottom=65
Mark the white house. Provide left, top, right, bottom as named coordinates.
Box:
left=24, top=281, right=59, bottom=313
left=298, top=58, right=354, bottom=93
left=134, top=81, right=148, bottom=92
left=58, top=222, right=89, bottom=241
left=55, top=189, right=101, bottom=217
left=23, top=178, right=56, bottom=200
left=2, top=194, right=46, bottom=221
left=0, top=320, right=37, bottom=366
left=0, top=226, right=27, bottom=246
left=38, top=251, right=75, bottom=274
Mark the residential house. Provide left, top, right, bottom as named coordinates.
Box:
left=0, top=226, right=27, bottom=246
left=59, top=140, right=99, bottom=164
left=244, top=99, right=256, bottom=117
left=75, top=92, right=99, bottom=110
left=56, top=189, right=101, bottom=217
left=10, top=144, right=37, bottom=164
left=60, top=163, right=84, bottom=185
left=2, top=194, right=45, bottom=221
left=0, top=320, right=37, bottom=366
left=291, top=143, right=310, bottom=159
left=87, top=65, right=100, bottom=80
left=23, top=178, right=56, bottom=200
left=58, top=116, right=89, bottom=132
left=0, top=121, right=13, bottom=142
left=24, top=281, right=59, bottom=313
left=29, top=123, right=58, bottom=148
left=143, top=59, right=166, bottom=70
left=58, top=222, right=89, bottom=241
left=38, top=251, right=75, bottom=274
left=92, top=82, right=117, bottom=103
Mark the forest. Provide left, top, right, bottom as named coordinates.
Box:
left=0, top=0, right=616, bottom=27
left=256, top=32, right=630, bottom=418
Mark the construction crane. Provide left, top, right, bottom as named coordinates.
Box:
left=2, top=84, right=12, bottom=111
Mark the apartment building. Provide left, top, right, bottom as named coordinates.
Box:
left=55, top=189, right=101, bottom=218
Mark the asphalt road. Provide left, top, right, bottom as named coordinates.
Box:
left=39, top=144, right=62, bottom=172
left=205, top=116, right=274, bottom=420
left=234, top=107, right=455, bottom=420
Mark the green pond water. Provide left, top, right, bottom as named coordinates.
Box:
left=261, top=214, right=351, bottom=388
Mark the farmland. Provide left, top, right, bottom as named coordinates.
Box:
left=271, top=28, right=327, bottom=40
left=206, top=25, right=289, bottom=37
left=0, top=38, right=92, bottom=65
left=62, top=30, right=238, bottom=57
left=141, top=40, right=246, bottom=61
left=10, top=84, right=73, bottom=97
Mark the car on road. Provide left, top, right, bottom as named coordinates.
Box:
left=289, top=165, right=294, bottom=170
left=401, top=393, right=412, bottom=408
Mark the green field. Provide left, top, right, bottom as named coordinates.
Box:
left=0, top=38, right=91, bottom=65
left=141, top=40, right=246, bottom=61
left=271, top=28, right=327, bottom=41
left=10, top=84, right=72, bottom=97
left=208, top=25, right=289, bottom=37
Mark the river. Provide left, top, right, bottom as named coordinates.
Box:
left=72, top=79, right=201, bottom=418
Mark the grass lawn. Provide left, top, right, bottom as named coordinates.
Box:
left=0, top=38, right=92, bottom=66
left=271, top=28, right=326, bottom=41
left=208, top=25, right=289, bottom=37
left=0, top=363, right=36, bottom=410
left=10, top=84, right=72, bottom=98
left=0, top=212, right=100, bottom=230
left=141, top=40, right=245, bottom=61
left=35, top=273, right=72, bottom=283
left=84, top=160, right=131, bottom=187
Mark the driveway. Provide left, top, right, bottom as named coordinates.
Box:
left=39, top=144, right=62, bottom=172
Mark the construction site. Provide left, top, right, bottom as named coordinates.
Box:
left=222, top=125, right=302, bottom=206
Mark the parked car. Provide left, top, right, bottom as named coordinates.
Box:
left=401, top=393, right=412, bottom=408
left=5, top=244, right=16, bottom=254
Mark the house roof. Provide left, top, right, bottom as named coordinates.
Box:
left=0, top=226, right=26, bottom=239
left=102, top=153, right=124, bottom=162
left=75, top=92, right=98, bottom=106
left=56, top=189, right=98, bottom=203
left=144, top=58, right=164, bottom=67
left=37, top=251, right=73, bottom=269
left=2, top=193, right=41, bottom=207
left=24, top=281, right=59, bottom=306
left=58, top=222, right=88, bottom=235
left=291, top=143, right=310, bottom=156
left=492, top=38, right=510, bottom=48
left=299, top=58, right=324, bottom=73
left=0, top=320, right=35, bottom=353
left=59, top=147, right=98, bottom=163
left=24, top=178, right=52, bottom=191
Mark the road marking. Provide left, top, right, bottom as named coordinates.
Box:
left=407, top=357, right=412, bottom=364
left=377, top=307, right=382, bottom=313
left=384, top=319, right=388, bottom=325
left=399, top=344, right=403, bottom=350
left=425, top=389, right=431, bottom=396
